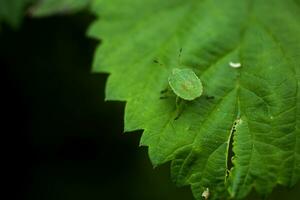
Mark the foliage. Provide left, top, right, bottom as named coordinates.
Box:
left=0, top=0, right=91, bottom=28
left=0, top=0, right=33, bottom=28
left=30, top=0, right=91, bottom=17
left=88, top=0, right=300, bottom=199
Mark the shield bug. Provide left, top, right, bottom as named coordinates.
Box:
left=155, top=49, right=205, bottom=119
left=168, top=68, right=203, bottom=101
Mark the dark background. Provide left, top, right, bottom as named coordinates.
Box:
left=1, top=11, right=299, bottom=200
left=1, top=12, right=192, bottom=200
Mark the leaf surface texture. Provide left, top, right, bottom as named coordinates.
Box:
left=88, top=0, right=300, bottom=199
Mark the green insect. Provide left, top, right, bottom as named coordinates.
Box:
left=167, top=68, right=203, bottom=120
left=168, top=68, right=203, bottom=101
left=156, top=49, right=207, bottom=120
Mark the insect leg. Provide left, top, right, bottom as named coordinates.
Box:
left=160, top=88, right=169, bottom=94
left=159, top=88, right=172, bottom=99
left=175, top=96, right=181, bottom=109
left=205, top=95, right=215, bottom=100
left=160, top=96, right=171, bottom=99
left=174, top=97, right=184, bottom=120
left=153, top=59, right=164, bottom=66
left=178, top=48, right=183, bottom=66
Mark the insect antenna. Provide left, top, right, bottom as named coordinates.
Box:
left=160, top=88, right=169, bottom=94
left=153, top=59, right=164, bottom=66
left=178, top=48, right=183, bottom=66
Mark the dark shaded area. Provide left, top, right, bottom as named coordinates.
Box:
left=0, top=13, right=192, bottom=200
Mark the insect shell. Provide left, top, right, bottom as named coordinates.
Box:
left=202, top=188, right=210, bottom=200
left=168, top=68, right=203, bottom=100
left=229, top=61, right=241, bottom=68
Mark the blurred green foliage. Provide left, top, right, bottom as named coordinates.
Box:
left=0, top=0, right=91, bottom=28
left=0, top=0, right=33, bottom=28
left=30, top=0, right=91, bottom=17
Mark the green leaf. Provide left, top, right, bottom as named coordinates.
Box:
left=30, top=0, right=91, bottom=17
left=0, top=0, right=33, bottom=28
left=88, top=0, right=300, bottom=199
